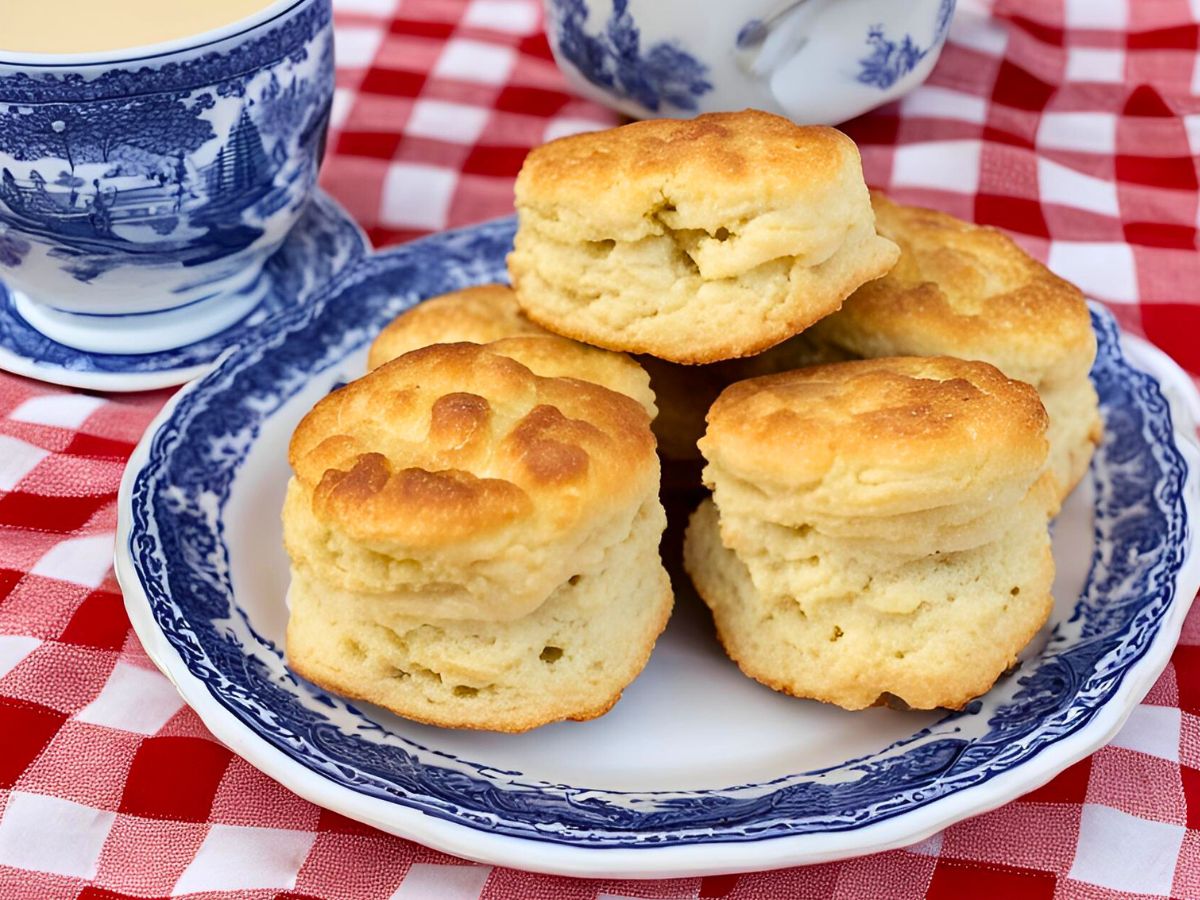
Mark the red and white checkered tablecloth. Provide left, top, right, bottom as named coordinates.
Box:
left=1, top=0, right=1200, bottom=896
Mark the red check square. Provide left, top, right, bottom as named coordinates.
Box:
left=61, top=432, right=135, bottom=460
left=927, top=858, right=1057, bottom=899
left=119, top=736, right=232, bottom=822
left=57, top=589, right=129, bottom=652
left=1021, top=757, right=1093, bottom=804
left=0, top=696, right=68, bottom=788
left=976, top=193, right=1052, bottom=237
left=0, top=570, right=21, bottom=605
left=0, top=492, right=106, bottom=534
left=992, top=59, right=1058, bottom=112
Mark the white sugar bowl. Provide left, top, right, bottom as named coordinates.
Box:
left=543, top=0, right=955, bottom=124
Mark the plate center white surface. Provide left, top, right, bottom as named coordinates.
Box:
left=222, top=347, right=1095, bottom=794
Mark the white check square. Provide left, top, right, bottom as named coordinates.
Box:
left=0, top=792, right=115, bottom=878
left=464, top=0, right=540, bottom=34
left=173, top=824, right=317, bottom=894
left=76, top=660, right=184, bottom=735
left=891, top=141, right=982, bottom=193
left=0, top=434, right=48, bottom=491
left=906, top=832, right=943, bottom=857
left=948, top=8, right=1009, bottom=57
left=1047, top=241, right=1137, bottom=303
left=1066, top=48, right=1125, bottom=84
left=434, top=39, right=516, bottom=84
left=543, top=117, right=608, bottom=142
left=330, top=87, right=355, bottom=131
left=901, top=86, right=988, bottom=124
left=406, top=100, right=491, bottom=144
left=380, top=163, right=457, bottom=230
left=9, top=393, right=104, bottom=429
left=1109, top=704, right=1182, bottom=762
left=390, top=864, right=492, bottom=900
left=334, top=0, right=398, bottom=13
left=334, top=25, right=385, bottom=68
left=1069, top=805, right=1183, bottom=894
left=1038, top=112, right=1117, bottom=154
left=30, top=533, right=115, bottom=588
left=0, top=634, right=40, bottom=679
left=1037, top=158, right=1119, bottom=216
left=1065, top=0, right=1127, bottom=29
left=1185, top=114, right=1200, bottom=157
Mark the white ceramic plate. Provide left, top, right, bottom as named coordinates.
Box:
left=115, top=219, right=1200, bottom=879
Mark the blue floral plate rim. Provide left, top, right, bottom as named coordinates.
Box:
left=114, top=218, right=1200, bottom=878
left=0, top=188, right=367, bottom=392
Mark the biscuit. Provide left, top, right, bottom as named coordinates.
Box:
left=507, top=110, right=900, bottom=364
left=688, top=356, right=1056, bottom=711
left=283, top=343, right=673, bottom=730
left=368, top=284, right=657, bottom=418
left=805, top=194, right=1100, bottom=499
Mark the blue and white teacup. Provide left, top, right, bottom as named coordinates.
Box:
left=543, top=0, right=955, bottom=125
left=0, top=0, right=333, bottom=354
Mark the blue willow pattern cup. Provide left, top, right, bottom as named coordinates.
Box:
left=543, top=0, right=955, bottom=125
left=0, top=0, right=333, bottom=353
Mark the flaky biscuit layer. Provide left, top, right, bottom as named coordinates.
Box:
left=288, top=499, right=673, bottom=732
left=684, top=499, right=1054, bottom=711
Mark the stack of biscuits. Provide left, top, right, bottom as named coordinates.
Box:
left=685, top=358, right=1057, bottom=710
left=284, top=342, right=671, bottom=732
left=281, top=108, right=1101, bottom=728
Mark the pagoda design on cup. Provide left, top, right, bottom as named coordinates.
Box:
left=0, top=0, right=333, bottom=353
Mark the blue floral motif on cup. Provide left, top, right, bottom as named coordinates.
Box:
left=549, top=0, right=712, bottom=112
left=857, top=0, right=956, bottom=90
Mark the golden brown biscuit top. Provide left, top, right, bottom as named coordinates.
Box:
left=513, top=111, right=872, bottom=255
left=367, top=284, right=546, bottom=370
left=484, top=335, right=657, bottom=417
left=365, top=284, right=656, bottom=416
left=701, top=356, right=1048, bottom=495
left=814, top=195, right=1095, bottom=383
left=290, top=343, right=657, bottom=548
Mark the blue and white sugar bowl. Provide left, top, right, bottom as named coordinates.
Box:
left=0, top=0, right=333, bottom=354
left=543, top=0, right=956, bottom=124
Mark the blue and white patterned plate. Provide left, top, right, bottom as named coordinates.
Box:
left=0, top=189, right=366, bottom=392
left=115, top=219, right=1200, bottom=878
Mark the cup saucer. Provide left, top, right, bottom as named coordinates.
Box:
left=0, top=189, right=368, bottom=392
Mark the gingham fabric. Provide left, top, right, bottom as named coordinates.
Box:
left=1, top=0, right=1199, bottom=896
